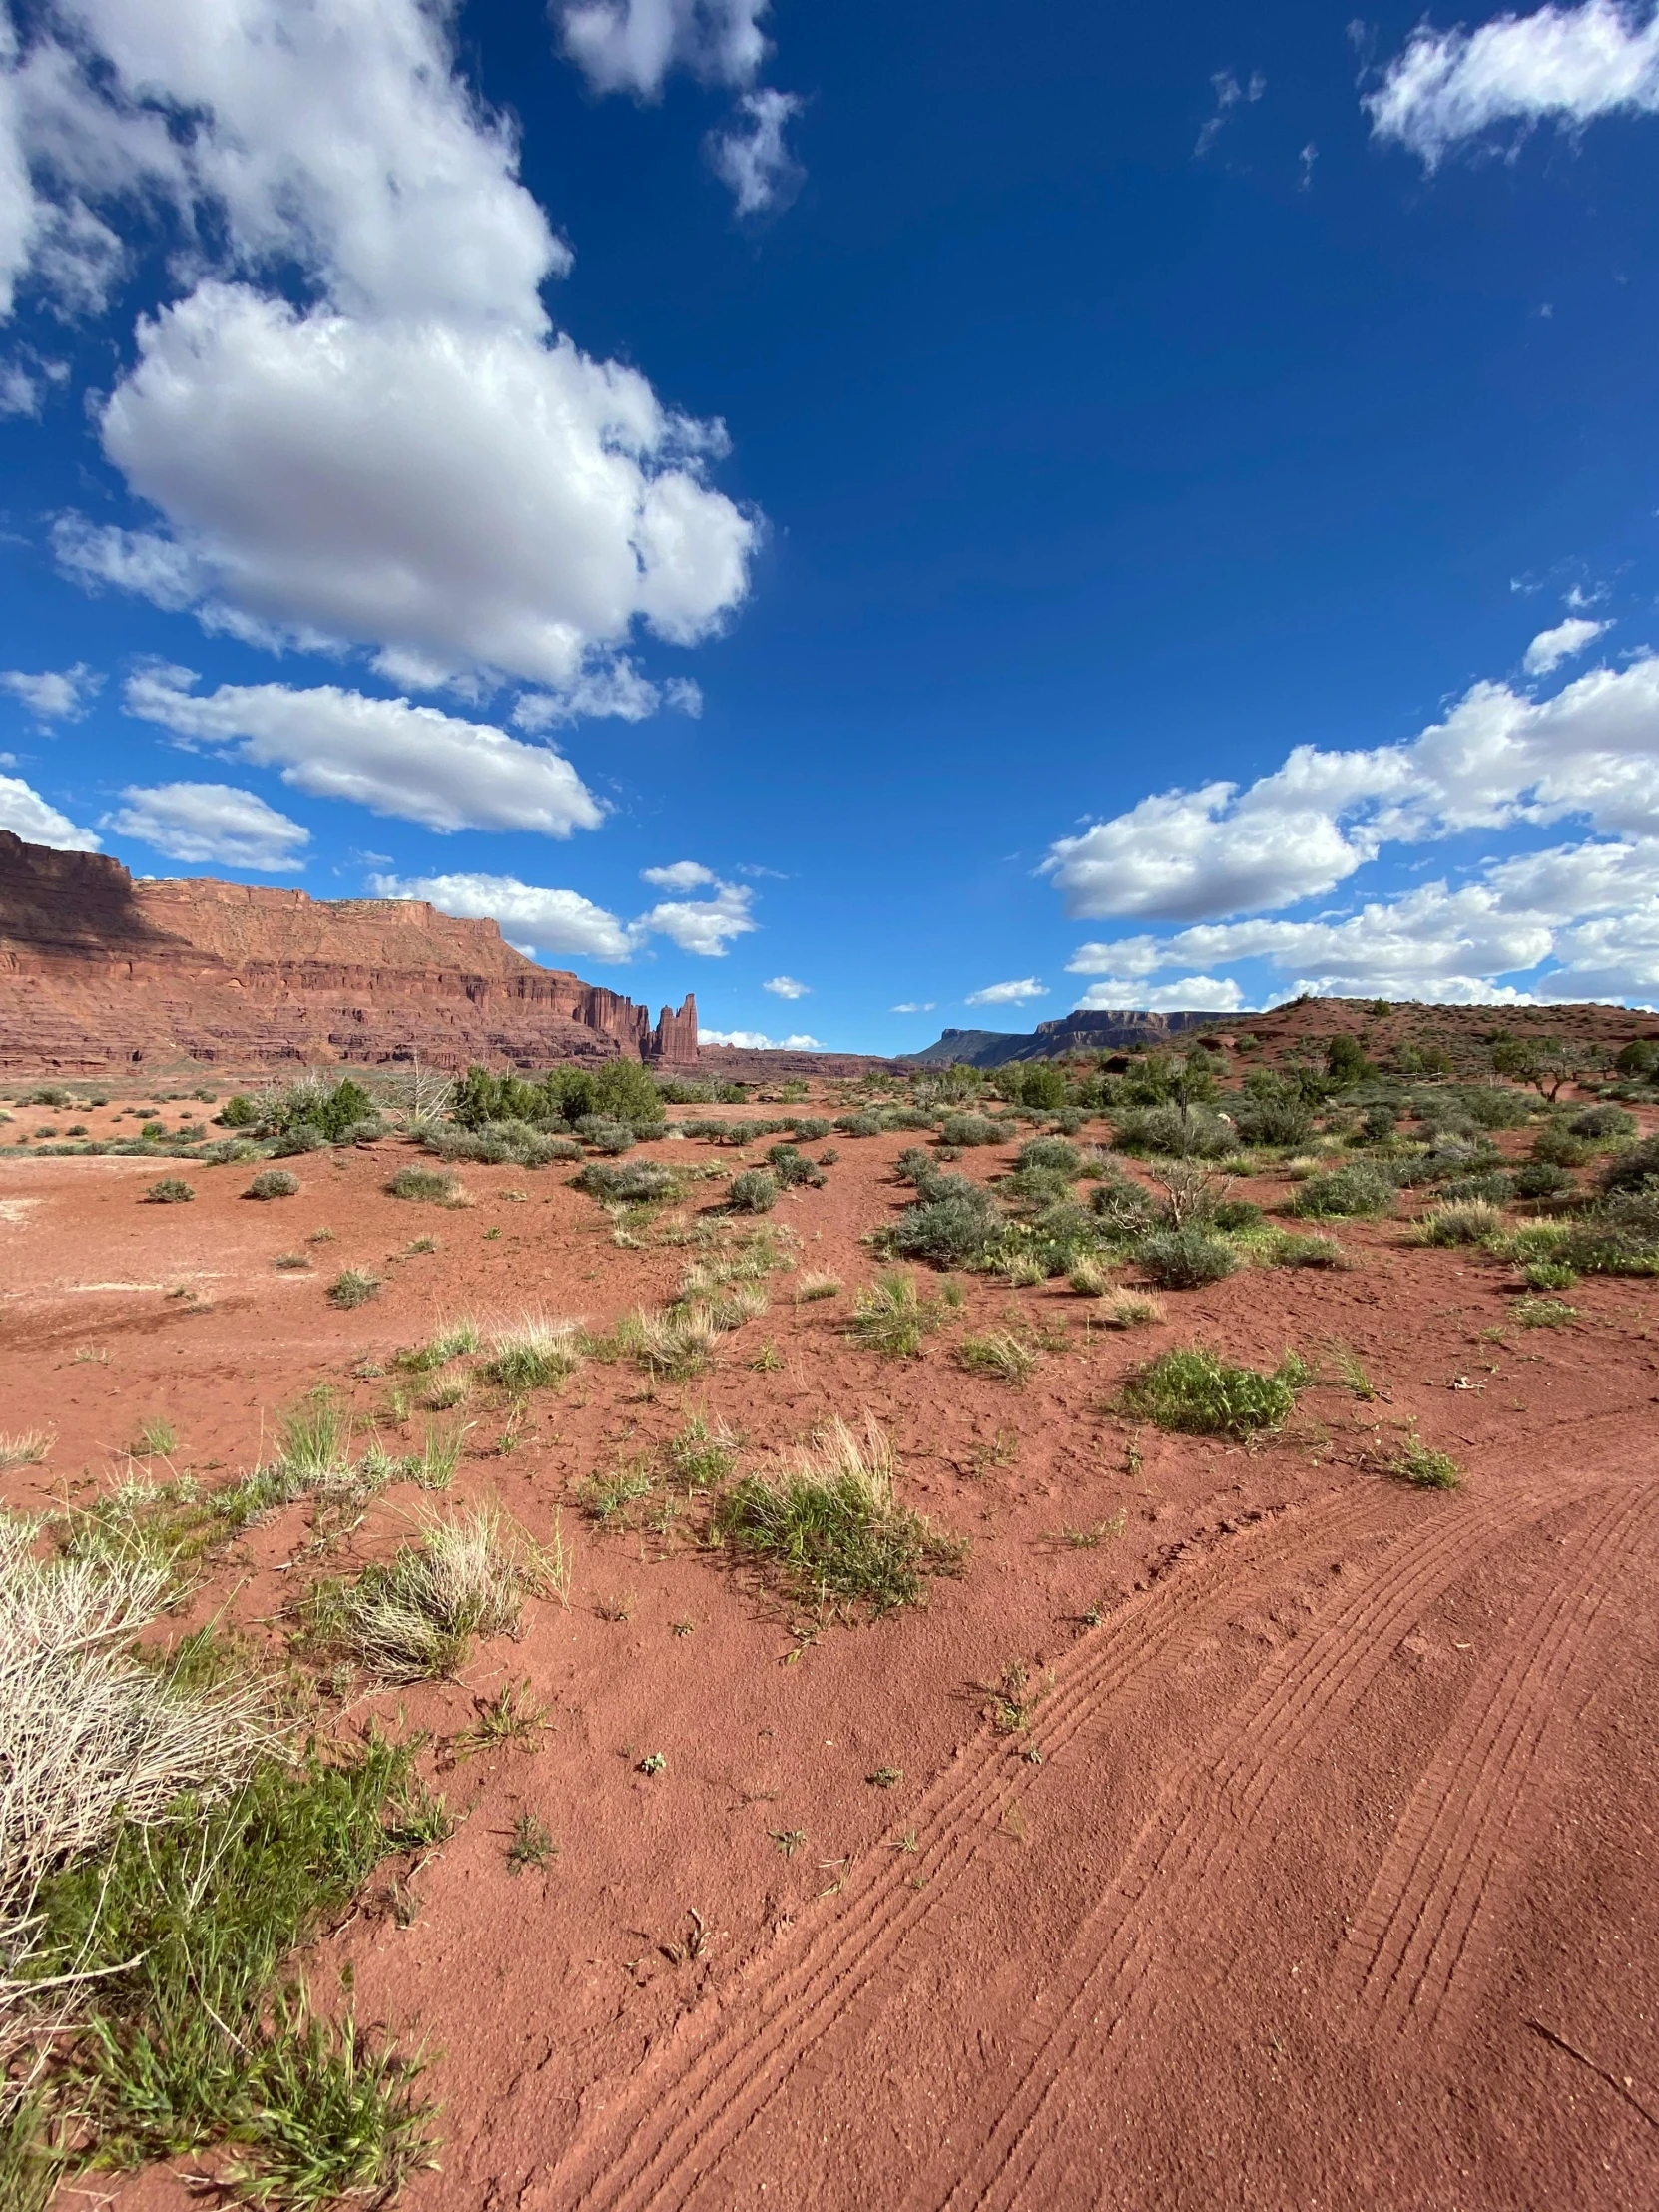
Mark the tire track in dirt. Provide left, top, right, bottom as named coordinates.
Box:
left=1334, top=1482, right=1659, bottom=2047
left=930, top=1484, right=1571, bottom=2212
left=532, top=1482, right=1401, bottom=2212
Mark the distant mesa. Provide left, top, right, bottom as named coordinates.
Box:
left=0, top=829, right=696, bottom=1076
left=903, top=1010, right=1219, bottom=1066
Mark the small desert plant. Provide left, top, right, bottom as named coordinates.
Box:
left=885, top=1178, right=1004, bottom=1267
left=849, top=1271, right=939, bottom=1358
left=937, top=1112, right=1004, bottom=1147
left=327, top=1269, right=382, bottom=1309
left=1269, top=1232, right=1347, bottom=1268
left=0, top=1430, right=52, bottom=1472
left=1289, top=1161, right=1395, bottom=1218
left=454, top=1680, right=546, bottom=1757
left=714, top=1416, right=966, bottom=1617
left=577, top=1463, right=654, bottom=1526
left=1513, top=1295, right=1578, bottom=1328
left=573, top=1159, right=682, bottom=1203
left=320, top=1502, right=559, bottom=1679
left=1016, top=1136, right=1081, bottom=1177
left=1098, top=1288, right=1165, bottom=1328
left=142, top=1177, right=194, bottom=1204
left=1522, top=1258, right=1578, bottom=1290
left=128, top=1416, right=178, bottom=1459
left=1512, top=1161, right=1574, bottom=1201
left=1601, top=1132, right=1659, bottom=1193
left=1066, top=1255, right=1113, bottom=1296
left=408, top=1419, right=466, bottom=1488
left=385, top=1166, right=460, bottom=1205
left=614, top=1303, right=722, bottom=1377
left=729, top=1167, right=779, bottom=1213
left=245, top=1169, right=300, bottom=1201
left=1391, top=1433, right=1462, bottom=1489
left=482, top=1312, right=584, bottom=1392
left=1122, top=1346, right=1306, bottom=1436
left=663, top=1412, right=738, bottom=1488
left=1413, top=1199, right=1506, bottom=1247
left=1570, top=1104, right=1637, bottom=1143
left=795, top=1272, right=841, bottom=1303
left=505, top=1811, right=558, bottom=1873
left=1137, top=1226, right=1240, bottom=1290
left=956, top=1330, right=1038, bottom=1385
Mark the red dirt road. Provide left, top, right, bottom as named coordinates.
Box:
left=4, top=1115, right=1657, bottom=2211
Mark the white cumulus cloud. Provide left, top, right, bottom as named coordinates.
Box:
left=1368, top=0, right=1659, bottom=167
left=965, top=978, right=1046, bottom=1006
left=106, top=781, right=308, bottom=870
left=368, top=870, right=635, bottom=962
left=762, top=973, right=809, bottom=998
left=123, top=667, right=604, bottom=837
left=641, top=858, right=718, bottom=889
left=638, top=876, right=755, bottom=954
left=1524, top=614, right=1609, bottom=673
left=1074, top=974, right=1247, bottom=1014
left=701, top=1026, right=823, bottom=1048
left=6, top=2, right=757, bottom=702
left=0, top=662, right=102, bottom=722
left=889, top=1001, right=935, bottom=1014
left=0, top=772, right=98, bottom=848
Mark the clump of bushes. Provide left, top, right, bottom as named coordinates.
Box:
left=386, top=1166, right=461, bottom=1204
left=937, top=1112, right=1004, bottom=1147
left=244, top=1169, right=300, bottom=1201
left=1122, top=1346, right=1307, bottom=1436
left=1137, top=1225, right=1240, bottom=1290
left=1569, top=1104, right=1637, bottom=1144
left=885, top=1175, right=1004, bottom=1267
left=327, top=1269, right=382, bottom=1309
left=1601, top=1133, right=1659, bottom=1194
left=1015, top=1135, right=1082, bottom=1177
left=1289, top=1161, right=1395, bottom=1218
left=729, top=1168, right=779, bottom=1214
left=1512, top=1161, right=1573, bottom=1201
left=573, top=1160, right=682, bottom=1204
left=766, top=1142, right=826, bottom=1188
left=848, top=1270, right=939, bottom=1358
left=1228, top=1095, right=1314, bottom=1148
left=1414, top=1199, right=1505, bottom=1246
left=1113, top=1104, right=1233, bottom=1159
left=143, top=1177, right=194, bottom=1204
left=425, top=1121, right=577, bottom=1168
left=573, top=1114, right=636, bottom=1155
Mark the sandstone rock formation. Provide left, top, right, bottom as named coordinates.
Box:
left=0, top=831, right=698, bottom=1075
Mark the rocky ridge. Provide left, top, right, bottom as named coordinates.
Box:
left=0, top=830, right=697, bottom=1075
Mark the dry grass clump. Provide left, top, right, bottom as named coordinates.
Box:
left=794, top=1272, right=841, bottom=1303
left=0, top=1432, right=52, bottom=1474
left=848, top=1270, right=939, bottom=1358
left=1412, top=1199, right=1506, bottom=1247
left=615, top=1302, right=724, bottom=1377
left=385, top=1166, right=467, bottom=1206
left=318, top=1502, right=565, bottom=1680
left=1066, top=1256, right=1113, bottom=1297
left=1096, top=1288, right=1166, bottom=1329
left=327, top=1269, right=381, bottom=1310
left=481, top=1311, right=585, bottom=1392
left=956, top=1329, right=1038, bottom=1385
left=0, top=1516, right=271, bottom=2000
left=714, top=1417, right=966, bottom=1618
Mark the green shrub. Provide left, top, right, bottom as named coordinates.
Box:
left=1512, top=1161, right=1573, bottom=1200
left=1523, top=1259, right=1578, bottom=1291
left=1532, top=1123, right=1591, bottom=1168
left=1601, top=1134, right=1659, bottom=1193
left=1270, top=1232, right=1346, bottom=1268
left=1391, top=1434, right=1461, bottom=1489
left=327, top=1269, right=381, bottom=1309
left=574, top=1114, right=637, bottom=1155
left=1210, top=1198, right=1264, bottom=1231
left=729, top=1168, right=779, bottom=1213
left=1614, top=1038, right=1659, bottom=1079
left=1122, top=1347, right=1305, bottom=1436
left=143, top=1177, right=194, bottom=1204
left=1436, top=1172, right=1512, bottom=1206
left=245, top=1169, right=300, bottom=1201
left=1015, top=1136, right=1081, bottom=1177
left=1114, top=1104, right=1233, bottom=1158
left=713, top=1417, right=965, bottom=1617
left=834, top=1110, right=886, bottom=1137
left=1137, top=1226, right=1240, bottom=1289
left=1514, top=1295, right=1577, bottom=1327
left=1569, top=1104, right=1637, bottom=1143
left=573, top=1160, right=683, bottom=1203
left=849, top=1270, right=938, bottom=1357
left=938, top=1112, right=1004, bottom=1147
left=956, top=1329, right=1038, bottom=1385
left=219, top=1094, right=259, bottom=1128
left=1229, top=1095, right=1315, bottom=1147
left=766, top=1142, right=826, bottom=1188
left=386, top=1166, right=458, bottom=1204
left=1290, top=1161, right=1395, bottom=1218
left=886, top=1177, right=1003, bottom=1267
left=1414, top=1199, right=1505, bottom=1246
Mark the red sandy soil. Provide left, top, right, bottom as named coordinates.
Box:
left=5, top=1105, right=1658, bottom=2211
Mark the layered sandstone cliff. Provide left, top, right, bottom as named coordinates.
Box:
left=0, top=832, right=698, bottom=1075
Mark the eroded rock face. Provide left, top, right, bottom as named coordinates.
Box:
left=0, top=831, right=700, bottom=1074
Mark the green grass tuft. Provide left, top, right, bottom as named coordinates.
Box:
left=1122, top=1346, right=1304, bottom=1437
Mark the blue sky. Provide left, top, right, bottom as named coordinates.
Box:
left=5, top=2, right=1659, bottom=1049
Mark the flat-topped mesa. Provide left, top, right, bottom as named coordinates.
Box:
left=0, top=830, right=701, bottom=1074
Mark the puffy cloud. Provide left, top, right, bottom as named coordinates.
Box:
left=558, top=0, right=772, bottom=98
left=105, top=781, right=308, bottom=870
left=0, top=662, right=102, bottom=722
left=702, top=1026, right=824, bottom=1048
left=1368, top=1, right=1659, bottom=167
left=1074, top=975, right=1247, bottom=1014
left=0, top=772, right=98, bottom=848
left=762, top=974, right=809, bottom=998
left=512, top=663, right=700, bottom=730
left=1045, top=647, right=1659, bottom=925
left=709, top=88, right=803, bottom=215
left=123, top=667, right=604, bottom=837
left=965, top=977, right=1046, bottom=1006
left=1524, top=615, right=1609, bottom=673
left=641, top=858, right=717, bottom=889
left=368, top=870, right=635, bottom=962
left=7, top=2, right=757, bottom=699
left=638, top=876, right=755, bottom=953
left=889, top=1001, right=934, bottom=1014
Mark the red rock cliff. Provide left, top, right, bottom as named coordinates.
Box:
left=0, top=831, right=700, bottom=1075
